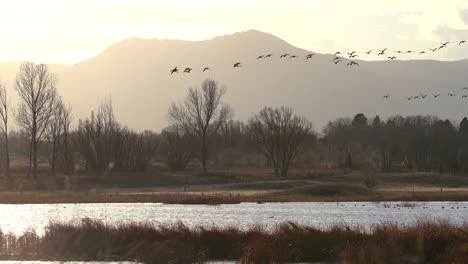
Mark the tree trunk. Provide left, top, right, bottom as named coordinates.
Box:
left=202, top=135, right=207, bottom=173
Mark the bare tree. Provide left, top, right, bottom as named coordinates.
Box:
left=15, top=62, right=58, bottom=180
left=0, top=82, right=11, bottom=181
left=160, top=125, right=195, bottom=171
left=247, top=106, right=313, bottom=177
left=46, top=98, right=66, bottom=179
left=61, top=103, right=73, bottom=174
left=168, top=79, right=232, bottom=173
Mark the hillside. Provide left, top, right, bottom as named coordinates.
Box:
left=1, top=30, right=468, bottom=131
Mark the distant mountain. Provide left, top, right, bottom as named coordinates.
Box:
left=1, top=29, right=468, bottom=132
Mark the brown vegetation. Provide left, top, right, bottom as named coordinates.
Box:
left=0, top=219, right=466, bottom=264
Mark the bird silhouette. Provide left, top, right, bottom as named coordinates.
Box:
left=448, top=93, right=456, bottom=97
left=430, top=48, right=438, bottom=52
left=347, top=61, right=359, bottom=66
left=433, top=94, right=440, bottom=98
left=460, top=40, right=466, bottom=45
left=419, top=51, right=426, bottom=55
left=333, top=57, right=341, bottom=61
left=462, top=95, right=468, bottom=99
left=408, top=96, right=413, bottom=100
left=441, top=41, right=450, bottom=46
left=203, top=67, right=210, bottom=72
left=257, top=55, right=264, bottom=59
left=383, top=95, right=390, bottom=99
left=421, top=94, right=427, bottom=99
left=413, top=96, right=420, bottom=99
left=306, top=53, right=315, bottom=60
left=289, top=55, right=297, bottom=59
left=347, top=51, right=357, bottom=56
left=349, top=54, right=358, bottom=58
left=183, top=68, right=192, bottom=73
left=334, top=52, right=341, bottom=56
left=462, top=87, right=468, bottom=91
left=265, top=54, right=273, bottom=58
left=388, top=56, right=397, bottom=60
left=170, top=67, right=178, bottom=75
left=365, top=50, right=372, bottom=54
left=406, top=50, right=414, bottom=53
left=333, top=59, right=341, bottom=64
left=378, top=49, right=387, bottom=56
left=280, top=53, right=289, bottom=58
left=233, top=62, right=242, bottom=68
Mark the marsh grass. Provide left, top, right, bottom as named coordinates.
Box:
left=0, top=219, right=466, bottom=263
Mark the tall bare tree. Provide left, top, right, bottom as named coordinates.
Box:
left=46, top=98, right=66, bottom=179
left=15, top=63, right=58, bottom=180
left=0, top=83, right=11, bottom=181
left=248, top=106, right=313, bottom=177
left=168, top=79, right=232, bottom=173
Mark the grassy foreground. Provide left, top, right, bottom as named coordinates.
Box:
left=0, top=219, right=467, bottom=264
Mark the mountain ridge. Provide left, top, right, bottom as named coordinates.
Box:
left=0, top=30, right=467, bottom=132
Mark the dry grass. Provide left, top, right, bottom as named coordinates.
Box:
left=0, top=219, right=466, bottom=264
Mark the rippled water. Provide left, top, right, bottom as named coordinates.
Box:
left=1, top=202, right=467, bottom=235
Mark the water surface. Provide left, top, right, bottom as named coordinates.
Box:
left=1, top=202, right=467, bottom=235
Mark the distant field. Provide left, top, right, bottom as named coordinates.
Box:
left=0, top=166, right=467, bottom=204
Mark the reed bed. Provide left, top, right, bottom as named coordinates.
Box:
left=0, top=219, right=466, bottom=263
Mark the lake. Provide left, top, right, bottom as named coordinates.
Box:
left=1, top=201, right=467, bottom=235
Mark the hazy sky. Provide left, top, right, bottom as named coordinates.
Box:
left=1, top=0, right=468, bottom=64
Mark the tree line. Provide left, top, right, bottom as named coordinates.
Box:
left=0, top=62, right=466, bottom=190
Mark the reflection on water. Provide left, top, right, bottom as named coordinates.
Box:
left=1, top=202, right=467, bottom=235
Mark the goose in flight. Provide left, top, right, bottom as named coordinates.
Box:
left=419, top=51, right=426, bottom=55
left=306, top=53, right=315, bottom=60
left=265, top=54, right=273, bottom=58
left=462, top=95, right=468, bottom=99
left=430, top=48, right=438, bottom=52
left=395, top=50, right=403, bottom=54
left=448, top=93, right=456, bottom=97
left=280, top=54, right=289, bottom=58
left=406, top=50, right=415, bottom=54
left=289, top=55, right=297, bottom=59
left=388, top=56, right=397, bottom=60
left=349, top=54, right=358, bottom=58
left=170, top=67, right=178, bottom=75
left=183, top=68, right=192, bottom=73
left=365, top=50, right=372, bottom=54
left=460, top=40, right=466, bottom=45
left=433, top=94, right=440, bottom=98
left=203, top=67, right=210, bottom=72
left=383, top=95, right=390, bottom=99
left=257, top=55, right=264, bottom=59
left=441, top=41, right=450, bottom=46
left=462, top=87, right=468, bottom=91
left=334, top=52, right=341, bottom=56
left=333, top=59, right=341, bottom=64
left=407, top=96, right=413, bottom=100
left=421, top=94, right=427, bottom=99
left=347, top=61, right=359, bottom=66
left=378, top=49, right=387, bottom=56
left=413, top=96, right=420, bottom=99
left=233, top=62, right=242, bottom=68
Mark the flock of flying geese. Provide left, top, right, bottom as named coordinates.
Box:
left=169, top=40, right=468, bottom=100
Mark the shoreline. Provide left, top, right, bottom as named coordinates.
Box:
left=0, top=189, right=467, bottom=204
